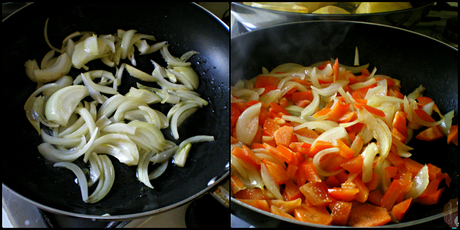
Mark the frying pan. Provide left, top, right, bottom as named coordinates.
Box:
left=1, top=2, right=229, bottom=220
left=231, top=2, right=434, bottom=31
left=230, top=21, right=458, bottom=227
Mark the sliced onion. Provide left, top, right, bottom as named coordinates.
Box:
left=260, top=163, right=283, bottom=200
left=148, top=161, right=169, bottom=180
left=45, top=85, right=89, bottom=126
left=300, top=88, right=320, bottom=118
left=173, top=135, right=214, bottom=167
left=313, top=147, right=344, bottom=177
left=312, top=79, right=349, bottom=97
left=53, top=162, right=88, bottom=202
left=361, top=142, right=379, bottom=183
left=150, top=146, right=178, bottom=163
left=358, top=108, right=392, bottom=160
left=405, top=164, right=429, bottom=199
left=137, top=150, right=156, bottom=189
left=34, top=53, right=72, bottom=83
left=87, top=155, right=115, bottom=203
left=235, top=102, right=261, bottom=145
left=41, top=129, right=81, bottom=147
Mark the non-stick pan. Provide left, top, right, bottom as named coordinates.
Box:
left=230, top=21, right=457, bottom=227
left=2, top=2, right=229, bottom=220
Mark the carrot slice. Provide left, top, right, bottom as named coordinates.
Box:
left=235, top=188, right=269, bottom=200
left=415, top=125, right=444, bottom=141
left=415, top=188, right=445, bottom=205
left=271, top=205, right=296, bottom=220
left=294, top=204, right=333, bottom=225
left=254, top=75, right=280, bottom=89
left=447, top=125, right=458, bottom=145
left=292, top=90, right=313, bottom=103
left=329, top=201, right=352, bottom=226
left=273, top=125, right=293, bottom=146
left=380, top=179, right=412, bottom=211
left=348, top=203, right=391, bottom=227
left=262, top=158, right=289, bottom=185
left=300, top=182, right=335, bottom=207
left=231, top=145, right=261, bottom=170
left=392, top=111, right=408, bottom=139
left=283, top=179, right=303, bottom=201
left=309, top=140, right=334, bottom=157
left=340, top=155, right=363, bottom=174
left=328, top=98, right=350, bottom=122
left=336, top=139, right=355, bottom=159
left=230, top=176, right=246, bottom=194
left=296, top=161, right=322, bottom=185
left=237, top=199, right=270, bottom=212
left=354, top=103, right=386, bottom=117
left=368, top=190, right=384, bottom=206
left=268, top=198, right=302, bottom=214
left=390, top=198, right=412, bottom=222
left=327, top=187, right=359, bottom=201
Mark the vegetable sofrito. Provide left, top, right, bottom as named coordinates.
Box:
left=24, top=19, right=214, bottom=204
left=230, top=54, right=456, bottom=227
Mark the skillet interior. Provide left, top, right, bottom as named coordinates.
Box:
left=2, top=2, right=229, bottom=219
left=230, top=21, right=457, bottom=227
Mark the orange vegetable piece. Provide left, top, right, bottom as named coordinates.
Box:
left=447, top=124, right=458, bottom=145
left=392, top=111, right=408, bottom=139
left=231, top=145, right=261, bottom=170
left=354, top=103, right=386, bottom=117
left=340, top=155, right=363, bottom=174
left=329, top=201, right=352, bottom=226
left=230, top=176, right=246, bottom=194
left=390, top=198, right=412, bottom=222
left=327, top=187, right=360, bottom=201
left=336, top=139, right=355, bottom=159
left=300, top=182, right=335, bottom=207
left=380, top=179, right=412, bottom=211
left=292, top=90, right=313, bottom=103
left=296, top=161, right=322, bottom=185
left=353, top=176, right=369, bottom=203
left=415, top=188, right=445, bottom=205
left=262, top=158, right=289, bottom=185
left=294, top=204, right=333, bottom=225
left=234, top=188, right=269, bottom=200
left=283, top=179, right=303, bottom=201
left=237, top=199, right=270, bottom=212
left=368, top=190, right=384, bottom=206
left=328, top=98, right=350, bottom=122
left=269, top=102, right=290, bottom=116
left=268, top=198, right=302, bottom=214
left=364, top=171, right=380, bottom=191
left=271, top=205, right=296, bottom=220
left=254, top=75, right=280, bottom=89
left=263, top=142, right=291, bottom=164
left=415, top=125, right=444, bottom=141
left=309, top=140, right=334, bottom=157
left=348, top=203, right=391, bottom=227
left=273, top=125, right=293, bottom=146
left=263, top=118, right=280, bottom=136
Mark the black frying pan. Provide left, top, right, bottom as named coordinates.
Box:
left=230, top=21, right=458, bottom=227
left=2, top=2, right=229, bottom=220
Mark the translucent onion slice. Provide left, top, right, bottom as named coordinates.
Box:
left=137, top=150, right=157, bottom=189
left=235, top=102, right=262, bottom=145
left=173, top=135, right=214, bottom=167
left=45, top=85, right=89, bottom=126
left=53, top=162, right=88, bottom=202
left=148, top=161, right=168, bottom=180
left=405, top=164, right=429, bottom=199
left=150, top=146, right=178, bottom=163
left=170, top=103, right=199, bottom=140
left=87, top=155, right=115, bottom=203
left=361, top=142, right=379, bottom=183
left=34, top=53, right=72, bottom=83
left=313, top=147, right=344, bottom=177
left=260, top=163, right=283, bottom=200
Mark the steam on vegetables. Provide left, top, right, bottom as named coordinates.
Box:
left=24, top=19, right=214, bottom=204
left=230, top=51, right=456, bottom=226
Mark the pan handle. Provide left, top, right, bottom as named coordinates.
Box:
left=209, top=177, right=230, bottom=209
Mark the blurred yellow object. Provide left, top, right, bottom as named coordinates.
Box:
left=355, top=2, right=412, bottom=14
left=312, top=5, right=351, bottom=14
left=243, top=2, right=336, bottom=13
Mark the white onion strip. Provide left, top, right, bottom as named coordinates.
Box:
left=53, top=162, right=88, bottom=202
